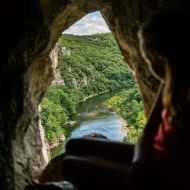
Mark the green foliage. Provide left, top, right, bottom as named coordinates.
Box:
left=58, top=33, right=133, bottom=93
left=40, top=33, right=141, bottom=145
left=44, top=85, right=77, bottom=117
left=106, top=86, right=147, bottom=143
left=40, top=97, right=67, bottom=143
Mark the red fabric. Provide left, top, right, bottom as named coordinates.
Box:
left=153, top=109, right=174, bottom=152
left=153, top=108, right=189, bottom=153
left=152, top=109, right=190, bottom=189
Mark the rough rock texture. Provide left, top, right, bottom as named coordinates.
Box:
left=50, top=44, right=65, bottom=85
left=0, top=0, right=189, bottom=190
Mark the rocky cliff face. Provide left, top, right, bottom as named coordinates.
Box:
left=0, top=0, right=189, bottom=189
left=13, top=114, right=48, bottom=190
left=50, top=44, right=65, bottom=85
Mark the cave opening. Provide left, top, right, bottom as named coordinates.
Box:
left=39, top=11, right=145, bottom=164
left=1, top=1, right=169, bottom=189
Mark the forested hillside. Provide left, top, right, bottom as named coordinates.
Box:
left=106, top=87, right=146, bottom=143
left=58, top=33, right=134, bottom=92
left=40, top=33, right=144, bottom=146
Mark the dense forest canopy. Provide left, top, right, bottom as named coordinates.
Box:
left=40, top=33, right=145, bottom=148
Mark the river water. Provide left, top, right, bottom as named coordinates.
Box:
left=50, top=93, right=127, bottom=158
left=69, top=93, right=126, bottom=141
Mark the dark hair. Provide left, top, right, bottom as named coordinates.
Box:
left=141, top=11, right=190, bottom=127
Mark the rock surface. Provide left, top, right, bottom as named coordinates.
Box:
left=0, top=0, right=189, bottom=189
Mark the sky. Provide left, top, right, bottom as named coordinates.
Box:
left=63, top=11, right=110, bottom=35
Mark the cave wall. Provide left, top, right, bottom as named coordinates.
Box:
left=0, top=0, right=189, bottom=189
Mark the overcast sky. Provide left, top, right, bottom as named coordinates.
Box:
left=63, top=11, right=110, bottom=35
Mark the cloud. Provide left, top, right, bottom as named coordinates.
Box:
left=63, top=11, right=110, bottom=35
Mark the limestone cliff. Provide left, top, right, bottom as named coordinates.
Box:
left=50, top=44, right=65, bottom=85
left=13, top=112, right=48, bottom=190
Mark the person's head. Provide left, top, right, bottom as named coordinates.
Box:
left=139, top=11, right=190, bottom=127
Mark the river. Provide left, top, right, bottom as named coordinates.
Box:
left=50, top=92, right=127, bottom=158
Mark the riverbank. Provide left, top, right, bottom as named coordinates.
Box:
left=67, top=92, right=128, bottom=141
left=79, top=90, right=110, bottom=102
left=121, top=120, right=128, bottom=138
left=49, top=92, right=128, bottom=159
left=46, top=91, right=111, bottom=153
left=46, top=134, right=65, bottom=150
